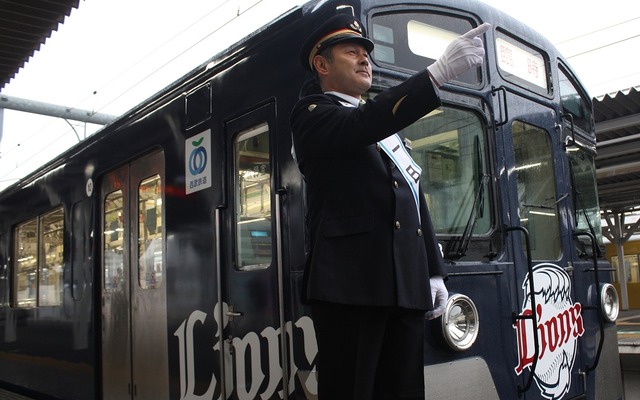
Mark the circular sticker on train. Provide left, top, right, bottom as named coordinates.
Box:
left=86, top=178, right=94, bottom=197
left=513, top=263, right=585, bottom=399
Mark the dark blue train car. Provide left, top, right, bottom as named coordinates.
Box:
left=0, top=0, right=623, bottom=399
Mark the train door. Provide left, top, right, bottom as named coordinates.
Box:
left=101, top=150, right=169, bottom=399
left=218, top=103, right=287, bottom=399
left=498, top=93, right=586, bottom=399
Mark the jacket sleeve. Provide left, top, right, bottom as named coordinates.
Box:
left=290, top=69, right=441, bottom=162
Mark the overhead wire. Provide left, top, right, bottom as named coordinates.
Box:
left=0, top=0, right=266, bottom=182
left=1, top=0, right=234, bottom=162
left=95, top=0, right=266, bottom=113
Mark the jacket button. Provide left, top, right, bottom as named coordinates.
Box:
left=417, top=228, right=423, bottom=236
left=376, top=143, right=381, bottom=151
left=393, top=180, right=399, bottom=188
left=395, top=221, right=401, bottom=229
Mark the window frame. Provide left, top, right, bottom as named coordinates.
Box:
left=12, top=205, right=65, bottom=308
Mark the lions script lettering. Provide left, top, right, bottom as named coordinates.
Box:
left=174, top=303, right=318, bottom=400
left=513, top=263, right=585, bottom=400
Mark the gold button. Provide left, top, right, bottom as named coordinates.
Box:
left=395, top=221, right=401, bottom=229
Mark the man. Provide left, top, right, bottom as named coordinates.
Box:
left=290, top=13, right=489, bottom=399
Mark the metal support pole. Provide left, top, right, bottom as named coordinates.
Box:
left=0, top=94, right=116, bottom=125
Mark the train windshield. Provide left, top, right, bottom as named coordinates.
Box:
left=399, top=106, right=490, bottom=237
left=568, top=150, right=604, bottom=247
left=371, top=12, right=482, bottom=86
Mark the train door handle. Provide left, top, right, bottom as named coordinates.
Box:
left=226, top=306, right=243, bottom=321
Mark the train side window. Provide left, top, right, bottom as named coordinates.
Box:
left=558, top=64, right=594, bottom=134
left=138, top=174, right=163, bottom=289
left=12, top=206, right=64, bottom=308
left=71, top=201, right=86, bottom=300
left=39, top=207, right=64, bottom=306
left=13, top=218, right=38, bottom=307
left=512, top=121, right=561, bottom=260
left=400, top=106, right=491, bottom=237
left=104, top=190, right=125, bottom=292
left=568, top=150, right=604, bottom=250
left=233, top=122, right=272, bottom=271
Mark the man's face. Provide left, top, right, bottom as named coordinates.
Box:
left=315, top=42, right=372, bottom=98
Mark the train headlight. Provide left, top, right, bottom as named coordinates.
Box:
left=600, top=283, right=619, bottom=322
left=442, top=294, right=479, bottom=351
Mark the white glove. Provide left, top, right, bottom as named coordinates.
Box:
left=425, top=276, right=448, bottom=320
left=427, top=22, right=491, bottom=87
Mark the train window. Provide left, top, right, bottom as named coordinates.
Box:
left=104, top=190, right=125, bottom=292
left=12, top=206, right=64, bottom=307
left=39, top=207, right=64, bottom=306
left=371, top=12, right=482, bottom=86
left=558, top=64, right=594, bottom=134
left=71, top=201, right=86, bottom=301
left=568, top=150, right=604, bottom=248
left=233, top=122, right=272, bottom=271
left=495, top=31, right=549, bottom=94
left=138, top=175, right=163, bottom=289
left=13, top=218, right=38, bottom=307
left=512, top=121, right=561, bottom=260
left=399, top=106, right=490, bottom=237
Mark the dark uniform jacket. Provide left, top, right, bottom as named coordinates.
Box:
left=290, top=69, right=446, bottom=311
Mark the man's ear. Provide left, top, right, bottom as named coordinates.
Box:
left=312, top=55, right=330, bottom=76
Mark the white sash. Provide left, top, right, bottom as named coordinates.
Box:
left=378, top=134, right=422, bottom=222
left=324, top=92, right=423, bottom=221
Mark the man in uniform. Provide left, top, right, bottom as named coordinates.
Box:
left=290, top=13, right=489, bottom=399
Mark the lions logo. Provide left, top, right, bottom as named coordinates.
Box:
left=513, top=263, right=585, bottom=399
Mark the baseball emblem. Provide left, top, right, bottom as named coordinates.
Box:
left=513, top=263, right=585, bottom=400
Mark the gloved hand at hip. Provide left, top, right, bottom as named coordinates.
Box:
left=426, top=275, right=448, bottom=320
left=427, top=22, right=491, bottom=87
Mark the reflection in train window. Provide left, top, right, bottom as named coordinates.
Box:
left=558, top=64, right=594, bottom=134
left=104, top=190, right=125, bottom=292
left=39, top=207, right=64, bottom=306
left=234, top=122, right=272, bottom=271
left=513, top=121, right=561, bottom=260
left=13, top=206, right=64, bottom=307
left=14, top=219, right=37, bottom=307
left=400, top=106, right=490, bottom=237
left=138, top=174, right=163, bottom=289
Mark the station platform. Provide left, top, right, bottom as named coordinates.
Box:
left=618, top=309, right=640, bottom=352
left=617, top=309, right=640, bottom=399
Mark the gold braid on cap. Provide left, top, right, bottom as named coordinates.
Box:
left=308, top=28, right=364, bottom=70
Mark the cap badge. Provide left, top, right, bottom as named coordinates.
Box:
left=350, top=21, right=362, bottom=33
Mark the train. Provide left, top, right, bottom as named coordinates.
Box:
left=0, top=0, right=624, bottom=399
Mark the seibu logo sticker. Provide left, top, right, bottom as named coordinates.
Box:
left=513, top=263, right=585, bottom=400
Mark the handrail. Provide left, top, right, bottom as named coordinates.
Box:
left=275, top=188, right=290, bottom=395
left=215, top=206, right=227, bottom=399
left=573, top=230, right=605, bottom=373
left=505, top=225, right=539, bottom=395
left=492, top=86, right=509, bottom=127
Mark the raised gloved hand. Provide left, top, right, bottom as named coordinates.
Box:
left=425, top=276, right=448, bottom=320
left=427, top=22, right=491, bottom=87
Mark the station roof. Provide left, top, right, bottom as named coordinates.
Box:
left=0, top=0, right=79, bottom=89
left=594, top=87, right=640, bottom=213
